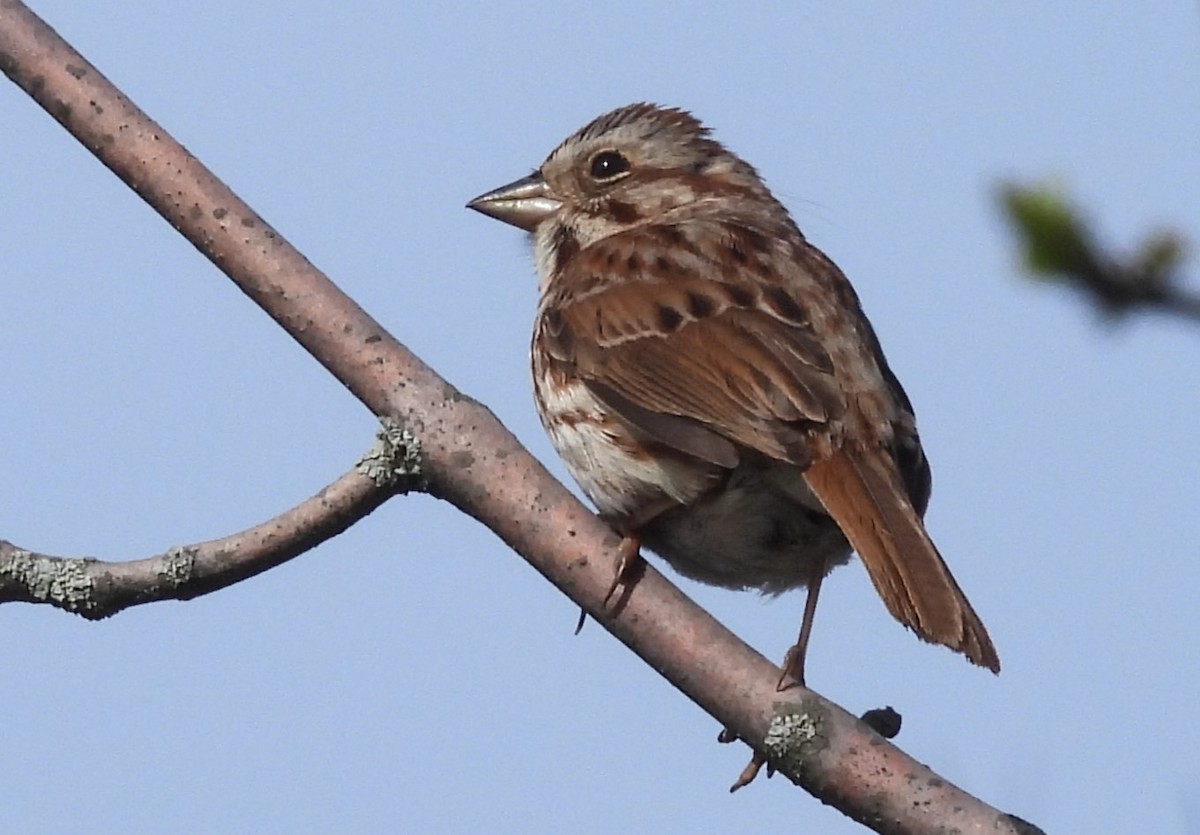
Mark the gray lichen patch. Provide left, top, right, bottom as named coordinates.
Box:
left=1, top=548, right=96, bottom=614
left=762, top=701, right=829, bottom=778
left=357, top=418, right=423, bottom=489
left=158, top=546, right=197, bottom=587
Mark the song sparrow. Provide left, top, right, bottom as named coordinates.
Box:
left=468, top=103, right=999, bottom=686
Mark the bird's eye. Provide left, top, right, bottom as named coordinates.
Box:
left=589, top=150, right=630, bottom=181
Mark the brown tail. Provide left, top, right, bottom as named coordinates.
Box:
left=803, top=447, right=1000, bottom=673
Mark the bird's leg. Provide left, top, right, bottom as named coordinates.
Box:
left=574, top=533, right=644, bottom=633
left=726, top=746, right=770, bottom=793
left=604, top=533, right=643, bottom=606
left=777, top=554, right=828, bottom=691
left=575, top=500, right=682, bottom=632
left=725, top=555, right=829, bottom=791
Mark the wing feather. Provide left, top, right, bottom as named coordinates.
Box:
left=541, top=222, right=842, bottom=465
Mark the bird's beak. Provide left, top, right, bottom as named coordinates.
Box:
left=466, top=173, right=562, bottom=231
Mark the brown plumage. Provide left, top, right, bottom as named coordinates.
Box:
left=468, top=102, right=999, bottom=684
left=803, top=450, right=998, bottom=670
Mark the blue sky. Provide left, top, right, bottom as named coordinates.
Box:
left=3, top=3, right=1198, bottom=833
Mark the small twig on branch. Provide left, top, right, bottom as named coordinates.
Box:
left=859, top=706, right=902, bottom=739
left=998, top=180, right=1198, bottom=324
left=0, top=426, right=418, bottom=617
left=0, top=4, right=1034, bottom=831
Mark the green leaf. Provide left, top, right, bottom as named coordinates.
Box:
left=997, top=183, right=1097, bottom=278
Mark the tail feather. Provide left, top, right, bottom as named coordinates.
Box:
left=803, top=447, right=1000, bottom=673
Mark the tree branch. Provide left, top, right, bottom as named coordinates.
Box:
left=999, top=181, right=1197, bottom=325
left=0, top=3, right=1035, bottom=831
left=0, top=425, right=419, bottom=617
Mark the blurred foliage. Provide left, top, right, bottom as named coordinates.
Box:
left=998, top=182, right=1198, bottom=324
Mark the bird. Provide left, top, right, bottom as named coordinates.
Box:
left=467, top=102, right=999, bottom=693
